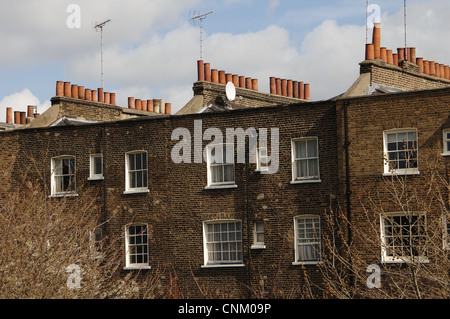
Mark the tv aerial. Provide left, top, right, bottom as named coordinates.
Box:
left=190, top=10, right=213, bottom=60
left=95, top=19, right=111, bottom=88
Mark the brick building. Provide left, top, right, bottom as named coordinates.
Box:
left=0, top=24, right=449, bottom=298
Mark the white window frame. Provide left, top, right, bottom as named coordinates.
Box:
left=380, top=212, right=429, bottom=264
left=124, top=223, right=151, bottom=270
left=205, top=143, right=237, bottom=189
left=291, top=137, right=321, bottom=184
left=50, top=155, right=77, bottom=197
left=251, top=221, right=266, bottom=249
left=293, top=215, right=322, bottom=265
left=383, top=129, right=419, bottom=176
left=442, top=129, right=450, bottom=156
left=124, top=151, right=149, bottom=194
left=88, top=154, right=103, bottom=180
left=202, top=220, right=245, bottom=268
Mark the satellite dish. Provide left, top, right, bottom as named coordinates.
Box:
left=226, top=82, right=236, bottom=101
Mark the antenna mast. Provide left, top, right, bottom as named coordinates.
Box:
left=95, top=19, right=111, bottom=88
left=192, top=11, right=213, bottom=60
left=404, top=0, right=407, bottom=60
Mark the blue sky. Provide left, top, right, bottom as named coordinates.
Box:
left=1, top=0, right=449, bottom=121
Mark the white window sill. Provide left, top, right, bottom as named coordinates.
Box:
left=123, top=265, right=152, bottom=270
left=88, top=177, right=104, bottom=181
left=383, top=170, right=420, bottom=177
left=441, top=153, right=450, bottom=157
left=290, top=179, right=321, bottom=184
left=204, top=184, right=238, bottom=190
left=201, top=263, right=245, bottom=268
left=123, top=189, right=150, bottom=195
left=292, top=261, right=322, bottom=266
left=251, top=245, right=266, bottom=250
left=382, top=256, right=429, bottom=264
left=49, top=192, right=79, bottom=198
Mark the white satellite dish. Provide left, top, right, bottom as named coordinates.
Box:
left=226, top=82, right=236, bottom=101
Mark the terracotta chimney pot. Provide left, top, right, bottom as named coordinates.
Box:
left=281, top=79, right=287, bottom=96
left=204, top=63, right=211, bottom=82
left=211, top=69, right=219, bottom=83
left=20, top=112, right=26, bottom=125
left=435, top=63, right=441, bottom=78
left=304, top=83, right=310, bottom=101
left=393, top=54, right=399, bottom=66
left=219, top=71, right=226, bottom=84
left=430, top=61, right=436, bottom=75
left=410, top=47, right=416, bottom=63
left=104, top=92, right=110, bottom=104
left=91, top=90, right=98, bottom=102
left=397, top=48, right=405, bottom=61
left=365, top=44, right=374, bottom=60
left=416, top=58, right=424, bottom=73
left=293, top=81, right=299, bottom=99
left=226, top=73, right=233, bottom=83
left=233, top=75, right=239, bottom=87
left=386, top=49, right=393, bottom=65
left=78, top=86, right=85, bottom=100
left=197, top=60, right=205, bottom=81
left=380, top=47, right=387, bottom=62
left=245, top=77, right=253, bottom=90
left=27, top=105, right=34, bottom=118
left=135, top=99, right=142, bottom=111
left=14, top=111, right=20, bottom=124
left=239, top=76, right=245, bottom=88
left=252, top=79, right=258, bottom=91
left=299, top=81, right=304, bottom=99
left=423, top=61, right=430, bottom=75
left=160, top=99, right=166, bottom=114
left=56, top=81, right=64, bottom=96
left=110, top=93, right=116, bottom=105
left=71, top=84, right=78, bottom=99
left=270, top=77, right=276, bottom=94
left=439, top=64, right=445, bottom=79
left=153, top=99, right=161, bottom=113
left=276, top=78, right=281, bottom=95
left=128, top=97, right=135, bottom=109
left=147, top=100, right=154, bottom=112
left=85, top=89, right=91, bottom=101
left=34, top=113, right=40, bottom=118
left=64, top=82, right=71, bottom=98
left=372, top=23, right=381, bottom=59
left=165, top=103, right=171, bottom=115
left=444, top=65, right=450, bottom=80
left=6, top=107, right=13, bottom=124
left=287, top=80, right=293, bottom=97
left=98, top=88, right=104, bottom=103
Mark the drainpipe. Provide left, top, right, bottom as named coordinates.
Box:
left=245, top=143, right=252, bottom=298
left=102, top=127, right=107, bottom=226
left=343, top=101, right=354, bottom=288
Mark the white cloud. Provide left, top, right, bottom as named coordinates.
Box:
left=0, top=89, right=51, bottom=122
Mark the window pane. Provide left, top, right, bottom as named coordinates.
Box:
left=308, top=159, right=318, bottom=177
left=223, top=164, right=235, bottom=182
left=295, top=141, right=306, bottom=159
left=205, top=221, right=242, bottom=264
left=296, top=159, right=307, bottom=178
left=307, top=140, right=317, bottom=158
left=255, top=221, right=264, bottom=232
left=94, top=156, right=102, bottom=175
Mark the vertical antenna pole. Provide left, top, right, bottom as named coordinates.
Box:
left=366, top=0, right=369, bottom=44
left=95, top=19, right=111, bottom=88
left=192, top=11, right=213, bottom=60
left=404, top=0, right=407, bottom=61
